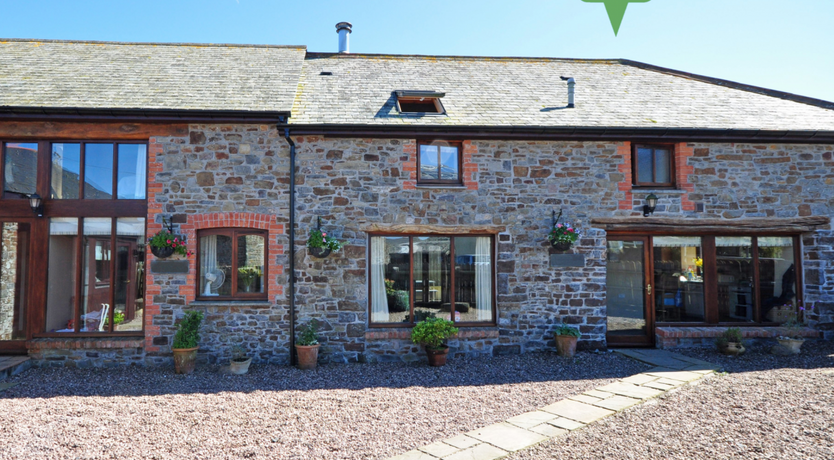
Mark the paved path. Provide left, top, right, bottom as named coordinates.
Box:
left=387, top=350, right=718, bottom=460
left=0, top=356, right=29, bottom=382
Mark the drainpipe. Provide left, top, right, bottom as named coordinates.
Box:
left=560, top=76, right=576, bottom=108
left=281, top=123, right=297, bottom=366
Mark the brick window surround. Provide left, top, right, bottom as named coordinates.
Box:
left=403, top=140, right=478, bottom=190
left=618, top=142, right=695, bottom=212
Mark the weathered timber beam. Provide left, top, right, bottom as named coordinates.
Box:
left=0, top=121, right=188, bottom=140
left=590, top=216, right=830, bottom=234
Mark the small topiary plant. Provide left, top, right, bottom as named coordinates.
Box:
left=411, top=317, right=459, bottom=350
left=173, top=310, right=204, bottom=349
left=554, top=323, right=581, bottom=338
left=296, top=319, right=320, bottom=346
left=715, top=326, right=743, bottom=349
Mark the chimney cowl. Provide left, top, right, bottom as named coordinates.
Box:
left=336, top=22, right=352, bottom=54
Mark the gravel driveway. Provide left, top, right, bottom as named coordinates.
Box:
left=509, top=340, right=834, bottom=460
left=0, top=351, right=647, bottom=460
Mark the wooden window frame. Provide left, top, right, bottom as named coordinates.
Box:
left=416, top=140, right=463, bottom=186
left=396, top=97, right=445, bottom=114
left=632, top=144, right=676, bottom=188
left=608, top=231, right=803, bottom=329
left=368, top=233, right=497, bottom=328
left=195, top=228, right=269, bottom=302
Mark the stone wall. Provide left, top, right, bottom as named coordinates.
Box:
left=0, top=222, right=18, bottom=340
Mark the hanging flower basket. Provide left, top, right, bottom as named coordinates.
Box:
left=551, top=241, right=572, bottom=251
left=306, top=217, right=346, bottom=259
left=547, top=209, right=579, bottom=252
left=308, top=246, right=332, bottom=258
left=150, top=245, right=176, bottom=259
left=147, top=222, right=192, bottom=259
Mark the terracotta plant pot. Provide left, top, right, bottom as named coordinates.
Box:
left=151, top=245, right=175, bottom=259
left=555, top=335, right=578, bottom=358
left=172, top=347, right=198, bottom=374
left=308, top=247, right=331, bottom=258
left=720, top=341, right=746, bottom=356
left=776, top=337, right=805, bottom=354
left=229, top=357, right=252, bottom=375
left=296, top=344, right=320, bottom=370
left=425, top=346, right=449, bottom=367
left=551, top=241, right=572, bottom=251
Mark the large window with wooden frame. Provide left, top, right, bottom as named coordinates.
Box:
left=417, top=141, right=462, bottom=185
left=369, top=234, right=495, bottom=326
left=649, top=234, right=799, bottom=325
left=633, top=144, right=674, bottom=187
left=197, top=229, right=267, bottom=300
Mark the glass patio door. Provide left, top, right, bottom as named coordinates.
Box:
left=606, top=237, right=653, bottom=346
left=0, top=221, right=31, bottom=353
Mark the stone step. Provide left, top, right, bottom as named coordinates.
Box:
left=0, top=356, right=31, bottom=381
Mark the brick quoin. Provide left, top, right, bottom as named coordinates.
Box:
left=616, top=142, right=633, bottom=211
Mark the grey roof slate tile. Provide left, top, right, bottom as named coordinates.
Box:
left=290, top=53, right=834, bottom=131
left=0, top=39, right=306, bottom=113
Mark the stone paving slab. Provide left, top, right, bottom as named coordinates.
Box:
left=385, top=350, right=717, bottom=460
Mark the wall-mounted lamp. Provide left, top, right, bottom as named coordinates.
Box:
left=28, top=193, right=43, bottom=217
left=643, top=193, right=658, bottom=217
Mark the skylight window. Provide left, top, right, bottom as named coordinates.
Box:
left=395, top=90, right=446, bottom=115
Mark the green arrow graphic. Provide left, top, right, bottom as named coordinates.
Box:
left=582, top=0, right=651, bottom=36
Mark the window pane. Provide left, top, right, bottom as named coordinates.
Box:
left=654, top=148, right=671, bottom=183
left=84, top=144, right=114, bottom=199
left=51, top=143, right=81, bottom=199
left=4, top=143, right=38, bottom=199
left=81, top=218, right=112, bottom=332
left=370, top=236, right=410, bottom=323
left=758, top=237, right=796, bottom=324
left=117, top=144, right=147, bottom=199
left=413, top=237, right=451, bottom=321
left=716, top=237, right=755, bottom=323
left=606, top=240, right=647, bottom=335
left=0, top=222, right=29, bottom=340
left=200, top=234, right=232, bottom=296
left=237, top=234, right=265, bottom=294
left=114, top=218, right=145, bottom=331
left=439, top=146, right=459, bottom=181
left=46, top=218, right=79, bottom=332
left=636, top=148, right=653, bottom=184
left=454, top=237, right=493, bottom=323
left=653, top=236, right=704, bottom=323
left=419, top=145, right=439, bottom=180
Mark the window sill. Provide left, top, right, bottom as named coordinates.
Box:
left=189, top=300, right=272, bottom=308
left=631, top=187, right=686, bottom=194
left=366, top=326, right=499, bottom=340
left=416, top=184, right=467, bottom=189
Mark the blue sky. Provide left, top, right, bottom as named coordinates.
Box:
left=3, top=0, right=833, bottom=102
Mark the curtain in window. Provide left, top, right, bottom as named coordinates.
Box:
left=475, top=237, right=492, bottom=321
left=134, top=145, right=147, bottom=199
left=429, top=244, right=441, bottom=296
left=200, top=235, right=218, bottom=295
left=370, top=237, right=389, bottom=322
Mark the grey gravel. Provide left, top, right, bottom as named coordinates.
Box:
left=509, top=340, right=834, bottom=460
left=0, top=351, right=647, bottom=460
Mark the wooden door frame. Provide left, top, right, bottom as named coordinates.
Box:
left=606, top=235, right=655, bottom=347
left=0, top=219, right=35, bottom=354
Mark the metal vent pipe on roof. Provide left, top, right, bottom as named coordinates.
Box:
left=560, top=76, right=576, bottom=108
left=336, top=22, right=352, bottom=53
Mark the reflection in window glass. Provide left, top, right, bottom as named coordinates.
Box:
left=84, top=144, right=114, bottom=199
left=716, top=237, right=755, bottom=323
left=81, top=218, right=112, bottom=332
left=654, top=148, right=670, bottom=183
left=439, top=146, right=459, bottom=180
left=758, top=237, right=796, bottom=324
left=419, top=145, right=439, bottom=180
left=4, top=143, right=38, bottom=198
left=454, top=237, right=493, bottom=322
left=414, top=237, right=451, bottom=321
left=636, top=148, right=653, bottom=184
left=237, top=234, right=265, bottom=294
left=370, top=237, right=410, bottom=323
left=51, top=143, right=82, bottom=199
left=0, top=222, right=29, bottom=340
left=114, top=218, right=145, bottom=331
left=200, top=234, right=233, bottom=296
left=606, top=240, right=647, bottom=335
left=653, top=237, right=704, bottom=323
left=117, top=144, right=147, bottom=199
left=46, top=218, right=79, bottom=332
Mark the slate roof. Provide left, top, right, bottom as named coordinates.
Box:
left=290, top=53, right=834, bottom=132
left=0, top=39, right=306, bottom=114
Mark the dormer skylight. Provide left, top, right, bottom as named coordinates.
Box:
left=395, top=90, right=446, bottom=114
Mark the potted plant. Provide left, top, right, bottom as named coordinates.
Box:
left=411, top=317, right=459, bottom=367
left=172, top=310, right=204, bottom=374
left=237, top=266, right=262, bottom=293
left=307, top=220, right=346, bottom=258
left=547, top=211, right=579, bottom=251
left=554, top=323, right=581, bottom=358
left=716, top=327, right=745, bottom=356
left=148, top=229, right=192, bottom=259
left=384, top=279, right=409, bottom=313
left=229, top=345, right=252, bottom=375
left=776, top=305, right=806, bottom=354
left=295, top=319, right=321, bottom=370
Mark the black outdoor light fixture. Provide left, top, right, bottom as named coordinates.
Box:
left=28, top=193, right=43, bottom=217
left=643, top=193, right=658, bottom=217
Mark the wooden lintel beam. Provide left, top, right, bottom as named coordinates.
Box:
left=591, top=216, right=830, bottom=233
left=0, top=122, right=188, bottom=140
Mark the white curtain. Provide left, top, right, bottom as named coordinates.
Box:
left=370, top=237, right=389, bottom=322
left=429, top=244, right=441, bottom=296
left=200, top=235, right=218, bottom=294
left=475, top=237, right=492, bottom=321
